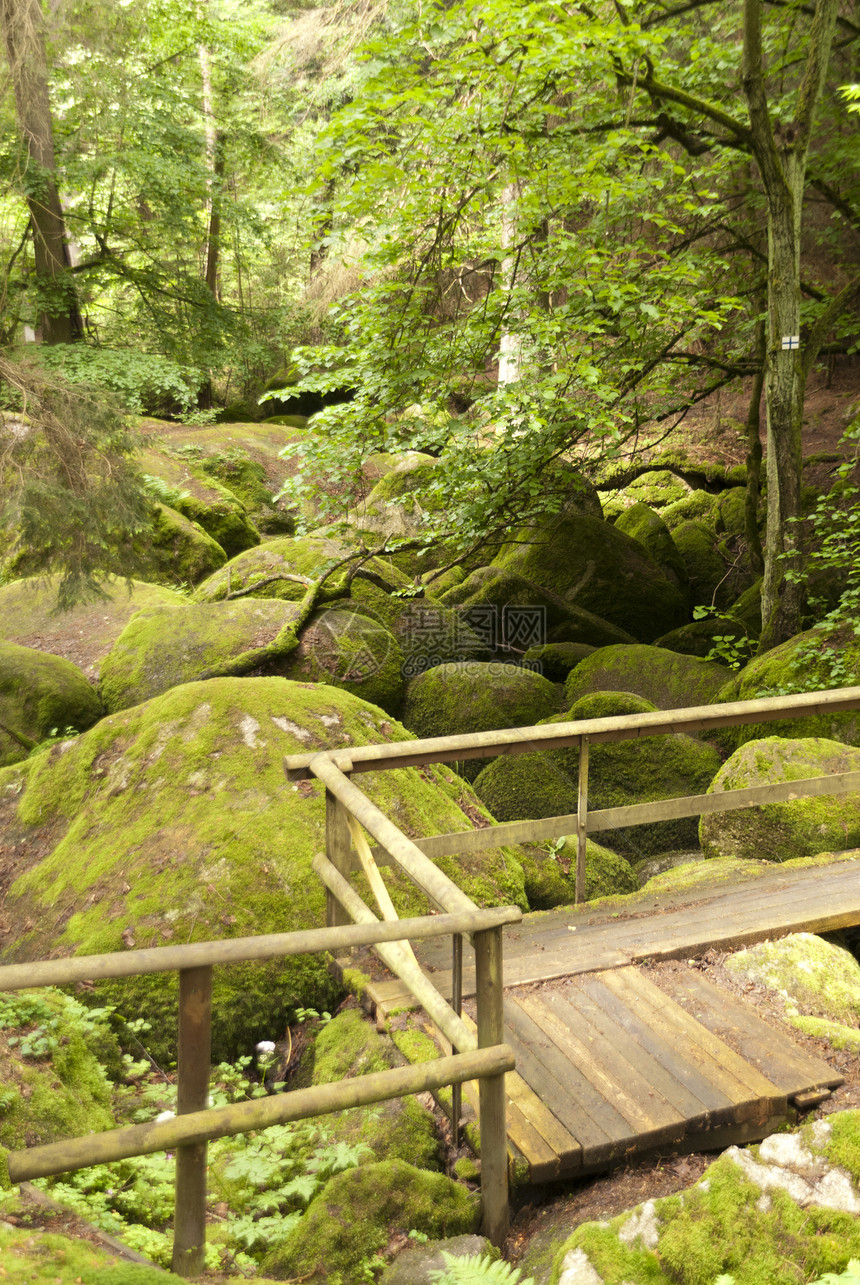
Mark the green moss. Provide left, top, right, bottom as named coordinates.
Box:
left=550, top=1148, right=860, bottom=1285
left=0, top=1227, right=171, bottom=1283
left=660, top=490, right=718, bottom=530
left=790, top=1015, right=860, bottom=1049
left=725, top=931, right=860, bottom=1025
left=519, top=838, right=636, bottom=908
left=280, top=606, right=405, bottom=715
left=713, top=486, right=753, bottom=539
left=144, top=502, right=227, bottom=586
left=564, top=645, right=727, bottom=711
left=671, top=519, right=731, bottom=609
left=0, top=678, right=525, bottom=1062
left=615, top=502, right=689, bottom=592
left=401, top=662, right=563, bottom=779
left=474, top=701, right=720, bottom=859
left=440, top=567, right=635, bottom=647
left=700, top=737, right=860, bottom=862
left=654, top=616, right=757, bottom=660
left=717, top=622, right=860, bottom=750
left=262, top=1159, right=480, bottom=1283
left=0, top=989, right=116, bottom=1150
left=0, top=641, right=104, bottom=766
left=820, top=1110, right=860, bottom=1180
left=492, top=514, right=688, bottom=643
left=622, top=469, right=692, bottom=510
left=308, top=1011, right=442, bottom=1172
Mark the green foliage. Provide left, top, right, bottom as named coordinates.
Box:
left=717, top=1262, right=860, bottom=1285
left=691, top=605, right=757, bottom=670
left=0, top=356, right=151, bottom=606
left=0, top=992, right=114, bottom=1062
left=37, top=347, right=203, bottom=417
left=429, top=1251, right=534, bottom=1284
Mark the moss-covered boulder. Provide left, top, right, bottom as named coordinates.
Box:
left=491, top=514, right=688, bottom=642
left=0, top=642, right=104, bottom=766
left=614, top=502, right=689, bottom=593
left=0, top=678, right=526, bottom=1061
left=726, top=933, right=860, bottom=1051
left=400, top=662, right=563, bottom=779
left=0, top=576, right=183, bottom=682
left=473, top=692, right=721, bottom=858
left=262, top=1158, right=480, bottom=1284
left=0, top=988, right=118, bottom=1150
left=519, top=837, right=637, bottom=908
left=198, top=450, right=294, bottom=535
left=544, top=1112, right=860, bottom=1285
left=660, top=489, right=718, bottom=530
left=144, top=502, right=227, bottom=585
left=0, top=1225, right=171, bottom=1283
left=440, top=567, right=636, bottom=649
left=306, top=1009, right=442, bottom=1171
left=140, top=446, right=260, bottom=557
left=523, top=642, right=595, bottom=682
left=713, top=485, right=751, bottom=538
left=653, top=616, right=758, bottom=662
left=563, top=644, right=727, bottom=711
left=280, top=606, right=406, bottom=714
left=700, top=736, right=860, bottom=863
left=716, top=622, right=860, bottom=750
left=671, top=518, right=730, bottom=609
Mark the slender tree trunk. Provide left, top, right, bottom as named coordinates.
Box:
left=745, top=316, right=766, bottom=576
left=497, top=182, right=520, bottom=387
left=204, top=133, right=224, bottom=297
left=0, top=0, right=82, bottom=343
left=742, top=0, right=839, bottom=650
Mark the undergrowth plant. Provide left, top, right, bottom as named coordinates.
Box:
left=429, top=1252, right=534, bottom=1284
left=36, top=1051, right=371, bottom=1273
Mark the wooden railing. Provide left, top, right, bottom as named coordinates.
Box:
left=0, top=910, right=518, bottom=1276
left=5, top=684, right=860, bottom=1279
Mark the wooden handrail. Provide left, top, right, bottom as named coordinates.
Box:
left=285, top=685, right=860, bottom=777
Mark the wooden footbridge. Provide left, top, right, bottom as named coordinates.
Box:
left=285, top=684, right=860, bottom=1240
left=2, top=688, right=860, bottom=1271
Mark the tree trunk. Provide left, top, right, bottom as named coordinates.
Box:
left=0, top=0, right=82, bottom=343
left=744, top=316, right=765, bottom=576
left=742, top=0, right=839, bottom=650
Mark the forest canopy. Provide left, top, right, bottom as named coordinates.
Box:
left=0, top=0, right=858, bottom=643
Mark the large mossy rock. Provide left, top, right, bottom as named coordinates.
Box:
left=142, top=501, right=227, bottom=585
left=717, top=622, right=860, bottom=749
left=653, top=615, right=757, bottom=661
left=100, top=599, right=406, bottom=716
left=440, top=567, right=636, bottom=649
left=700, top=736, right=860, bottom=863
left=523, top=642, right=595, bottom=682
left=0, top=988, right=118, bottom=1150
left=491, top=514, right=688, bottom=642
left=563, top=644, right=727, bottom=711
left=140, top=445, right=261, bottom=556
left=400, top=662, right=563, bottom=779
left=306, top=1008, right=442, bottom=1171
left=519, top=836, right=637, bottom=908
left=541, top=1112, right=860, bottom=1285
left=671, top=518, right=731, bottom=608
left=0, top=679, right=526, bottom=1061
left=473, top=692, right=721, bottom=858
left=614, top=502, right=689, bottom=593
left=261, top=1158, right=480, bottom=1284
left=0, top=641, right=104, bottom=766
left=726, top=932, right=860, bottom=1051
left=0, top=576, right=183, bottom=681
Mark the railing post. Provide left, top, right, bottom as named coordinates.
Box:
left=172, top=965, right=213, bottom=1279
left=326, top=786, right=353, bottom=929
left=474, top=925, right=508, bottom=1247
left=451, top=932, right=463, bottom=1147
left=575, top=734, right=589, bottom=905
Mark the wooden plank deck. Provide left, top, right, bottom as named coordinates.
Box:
left=336, top=857, right=858, bottom=1182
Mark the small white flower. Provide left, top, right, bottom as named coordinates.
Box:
left=155, top=1110, right=175, bottom=1123
left=256, top=1040, right=276, bottom=1056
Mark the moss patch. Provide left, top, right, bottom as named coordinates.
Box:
left=492, top=513, right=688, bottom=643
left=0, top=576, right=183, bottom=682
left=0, top=988, right=117, bottom=1151
left=142, top=502, right=227, bottom=586
left=615, top=502, right=689, bottom=593
left=0, top=641, right=104, bottom=766
left=262, top=1158, right=480, bottom=1283
left=0, top=678, right=525, bottom=1061
left=725, top=931, right=860, bottom=1032
left=401, top=662, right=563, bottom=779
left=0, top=1226, right=171, bottom=1283
left=474, top=695, right=720, bottom=859
left=563, top=644, right=726, bottom=711
left=519, top=837, right=637, bottom=907
left=700, top=737, right=860, bottom=862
